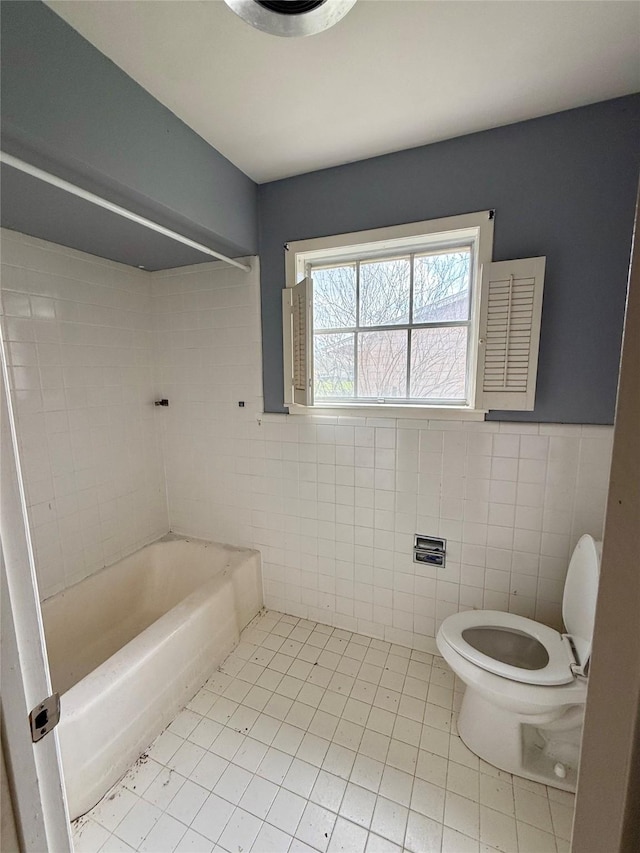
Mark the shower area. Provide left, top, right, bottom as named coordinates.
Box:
left=0, top=224, right=265, bottom=823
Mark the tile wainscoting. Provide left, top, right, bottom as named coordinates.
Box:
left=1, top=230, right=613, bottom=641
left=154, top=257, right=613, bottom=652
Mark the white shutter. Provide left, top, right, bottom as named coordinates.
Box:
left=282, top=277, right=313, bottom=407
left=475, top=257, right=545, bottom=411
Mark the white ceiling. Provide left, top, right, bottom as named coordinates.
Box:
left=47, top=0, right=640, bottom=184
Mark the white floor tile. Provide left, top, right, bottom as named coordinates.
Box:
left=514, top=787, right=554, bottom=833
left=411, top=777, right=445, bottom=822
left=190, top=794, right=234, bottom=844
left=550, top=798, right=574, bottom=841
left=210, top=728, right=244, bottom=761
left=138, top=813, right=187, bottom=853
left=282, top=757, right=320, bottom=798
left=441, top=825, right=479, bottom=853
left=310, top=769, right=347, bottom=813
left=297, top=731, right=331, bottom=767
left=479, top=805, right=518, bottom=853
left=258, top=746, right=294, bottom=784
left=322, top=742, right=356, bottom=780
left=447, top=760, right=480, bottom=802
left=217, top=807, right=262, bottom=853
left=350, top=754, right=385, bottom=793
left=249, top=712, right=282, bottom=745
left=271, top=721, right=305, bottom=755
left=250, top=821, right=293, bottom=852
left=295, top=800, right=337, bottom=853
left=213, top=763, right=252, bottom=805
left=143, top=768, right=186, bottom=811
left=415, top=749, right=448, bottom=788
left=99, top=835, right=136, bottom=852
left=73, top=611, right=572, bottom=853
left=516, top=820, right=558, bottom=852
left=364, top=831, right=402, bottom=853
left=479, top=773, right=515, bottom=817
left=370, top=796, right=408, bottom=846
left=165, top=780, right=209, bottom=826
left=290, top=838, right=320, bottom=853
left=232, top=737, right=268, bottom=773
left=190, top=752, right=229, bottom=791
left=188, top=718, right=224, bottom=750
left=378, top=765, right=413, bottom=807
left=239, top=774, right=279, bottom=820
left=91, top=788, right=138, bottom=832
left=386, top=738, right=418, bottom=774
left=266, top=787, right=307, bottom=836
left=73, top=819, right=112, bottom=853
left=169, top=710, right=201, bottom=739
left=360, top=729, right=390, bottom=763
left=114, top=800, right=162, bottom=849
left=327, top=816, right=368, bottom=853
left=404, top=809, right=442, bottom=853
left=148, top=731, right=184, bottom=765
left=339, top=783, right=377, bottom=829
left=444, top=791, right=480, bottom=840
left=121, top=758, right=164, bottom=797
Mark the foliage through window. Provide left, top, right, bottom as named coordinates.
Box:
left=312, top=247, right=472, bottom=404
left=283, top=213, right=546, bottom=415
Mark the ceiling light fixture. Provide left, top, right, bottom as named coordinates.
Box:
left=223, top=0, right=357, bottom=38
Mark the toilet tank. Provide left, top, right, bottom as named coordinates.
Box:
left=563, top=534, right=601, bottom=672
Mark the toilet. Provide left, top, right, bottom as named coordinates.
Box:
left=436, top=534, right=601, bottom=791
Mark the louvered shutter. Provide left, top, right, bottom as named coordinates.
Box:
left=475, top=257, right=545, bottom=411
left=282, top=277, right=313, bottom=407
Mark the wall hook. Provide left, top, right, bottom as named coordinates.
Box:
left=154, top=399, right=169, bottom=407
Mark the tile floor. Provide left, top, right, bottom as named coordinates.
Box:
left=72, top=611, right=574, bottom=853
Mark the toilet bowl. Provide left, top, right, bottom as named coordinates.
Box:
left=437, top=534, right=601, bottom=791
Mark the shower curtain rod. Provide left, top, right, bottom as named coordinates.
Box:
left=0, top=151, right=252, bottom=272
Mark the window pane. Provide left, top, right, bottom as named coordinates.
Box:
left=410, top=327, right=468, bottom=400
left=413, top=250, right=471, bottom=322
left=358, top=330, right=407, bottom=398
left=314, top=333, right=354, bottom=398
left=312, top=265, right=356, bottom=329
left=360, top=258, right=410, bottom=326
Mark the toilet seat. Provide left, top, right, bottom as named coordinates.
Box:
left=439, top=610, right=575, bottom=686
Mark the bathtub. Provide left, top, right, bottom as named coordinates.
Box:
left=41, top=534, right=262, bottom=820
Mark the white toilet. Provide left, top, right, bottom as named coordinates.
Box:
left=436, top=534, right=601, bottom=791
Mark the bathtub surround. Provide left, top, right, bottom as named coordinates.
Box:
left=1, top=230, right=613, bottom=643
left=152, top=259, right=264, bottom=547
left=0, top=229, right=168, bottom=599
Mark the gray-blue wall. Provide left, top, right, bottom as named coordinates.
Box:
left=258, top=95, right=640, bottom=423
left=2, top=1, right=638, bottom=422
left=1, top=1, right=258, bottom=266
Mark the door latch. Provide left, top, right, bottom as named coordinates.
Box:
left=29, top=693, right=60, bottom=743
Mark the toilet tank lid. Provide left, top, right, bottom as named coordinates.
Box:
left=563, top=534, right=601, bottom=668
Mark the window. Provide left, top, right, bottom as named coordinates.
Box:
left=283, top=212, right=545, bottom=417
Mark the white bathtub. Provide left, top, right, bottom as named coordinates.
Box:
left=41, top=535, right=262, bottom=820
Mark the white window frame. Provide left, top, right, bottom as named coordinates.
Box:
left=284, top=211, right=494, bottom=419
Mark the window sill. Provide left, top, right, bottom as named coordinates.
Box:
left=286, top=403, right=487, bottom=421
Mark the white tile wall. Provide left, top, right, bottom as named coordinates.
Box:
left=153, top=258, right=614, bottom=652
left=1, top=233, right=613, bottom=639
left=0, top=230, right=168, bottom=599
left=152, top=258, right=264, bottom=547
